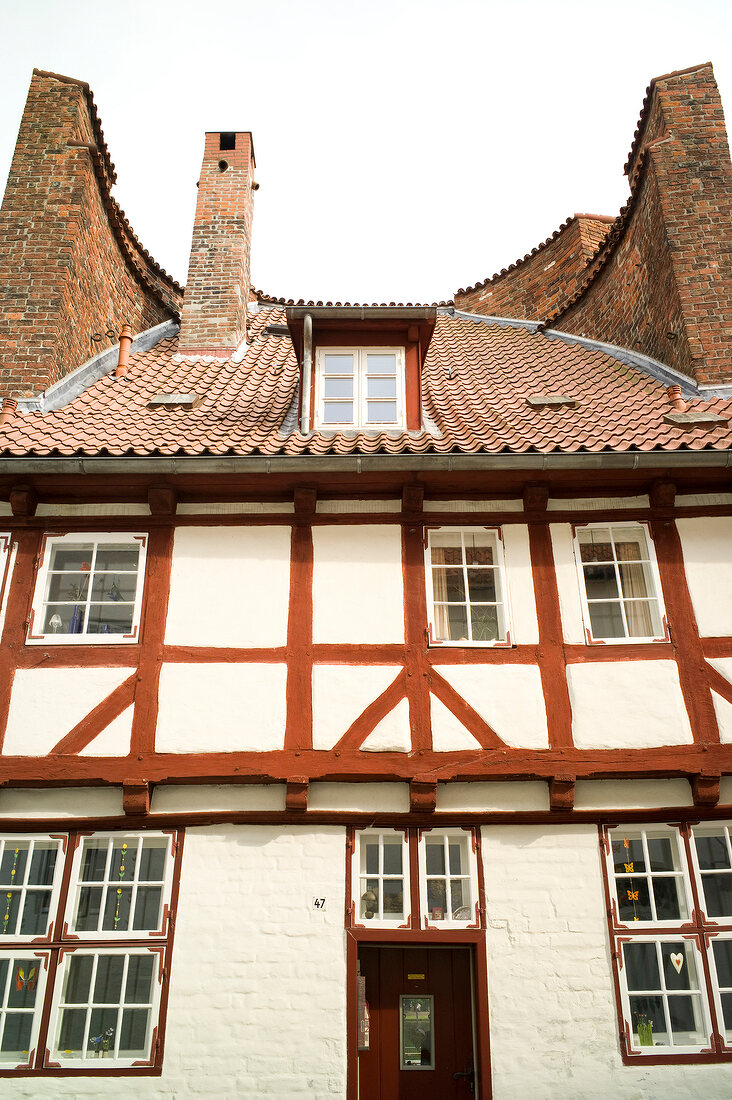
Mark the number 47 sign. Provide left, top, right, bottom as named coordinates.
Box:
left=312, top=897, right=327, bottom=910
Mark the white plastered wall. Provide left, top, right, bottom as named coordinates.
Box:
left=549, top=522, right=585, bottom=642
left=156, top=663, right=287, bottom=752
left=312, top=664, right=402, bottom=749
left=482, top=823, right=732, bottom=1100
left=677, top=517, right=732, bottom=636
left=501, top=524, right=539, bottom=643
left=165, top=526, right=291, bottom=647
left=567, top=660, right=693, bottom=748
left=3, top=667, right=134, bottom=756
left=312, top=525, right=404, bottom=643
left=433, top=664, right=548, bottom=748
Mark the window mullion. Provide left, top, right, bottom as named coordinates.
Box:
left=460, top=531, right=472, bottom=642
left=113, top=953, right=130, bottom=1059
left=610, top=530, right=630, bottom=639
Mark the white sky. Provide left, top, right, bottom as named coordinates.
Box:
left=1, top=0, right=731, bottom=304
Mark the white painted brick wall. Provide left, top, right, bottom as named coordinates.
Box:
left=482, top=824, right=732, bottom=1100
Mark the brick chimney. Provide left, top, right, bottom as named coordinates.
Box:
left=177, top=131, right=256, bottom=357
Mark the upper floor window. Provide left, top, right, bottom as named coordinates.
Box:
left=28, top=534, right=147, bottom=645
left=0, top=830, right=179, bottom=1074
left=315, top=348, right=405, bottom=429
left=425, top=527, right=510, bottom=646
left=573, top=523, right=666, bottom=643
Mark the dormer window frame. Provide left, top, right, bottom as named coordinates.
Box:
left=314, top=346, right=406, bottom=431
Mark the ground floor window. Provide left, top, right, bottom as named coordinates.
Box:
left=0, top=829, right=181, bottom=1075
left=602, top=821, right=732, bottom=1060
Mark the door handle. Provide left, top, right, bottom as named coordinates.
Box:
left=453, top=1067, right=475, bottom=1092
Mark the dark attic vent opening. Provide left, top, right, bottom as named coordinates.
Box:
left=264, top=324, right=290, bottom=337
left=219, top=132, right=236, bottom=151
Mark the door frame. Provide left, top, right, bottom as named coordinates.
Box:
left=346, top=928, right=492, bottom=1100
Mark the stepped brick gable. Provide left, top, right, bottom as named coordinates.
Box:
left=0, top=69, right=181, bottom=398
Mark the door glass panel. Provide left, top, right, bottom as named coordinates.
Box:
left=400, top=995, right=434, bottom=1069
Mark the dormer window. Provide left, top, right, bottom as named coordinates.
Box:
left=315, top=348, right=405, bottom=429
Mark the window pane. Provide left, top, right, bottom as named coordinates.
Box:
left=88, top=1007, right=118, bottom=1055
left=470, top=606, right=499, bottom=642
left=366, top=354, right=396, bottom=375
left=625, top=600, right=658, bottom=638
left=48, top=545, right=94, bottom=572
left=360, top=882, right=379, bottom=919
left=76, top=887, right=103, bottom=932
left=45, top=572, right=90, bottom=602
left=7, top=959, right=40, bottom=1009
left=323, top=378, right=353, bottom=399
left=443, top=605, right=469, bottom=641
left=0, top=894, right=20, bottom=936
left=367, top=377, right=396, bottom=399
left=578, top=529, right=613, bottom=562
left=464, top=535, right=494, bottom=566
left=668, top=995, right=705, bottom=1044
left=624, top=942, right=660, bottom=990
left=450, top=879, right=467, bottom=916
left=28, top=846, right=57, bottom=886
left=661, top=942, right=694, bottom=991
left=323, top=355, right=354, bottom=374
left=65, top=955, right=93, bottom=1003
left=102, top=886, right=132, bottom=932
left=366, top=401, right=397, bottom=422
left=648, top=837, right=676, bottom=872
left=382, top=880, right=404, bottom=916
left=616, top=877, right=652, bottom=922
left=86, top=604, right=135, bottom=635
left=587, top=601, right=624, bottom=638
left=93, top=546, right=139, bottom=572
left=125, top=955, right=155, bottom=1005
left=430, top=535, right=462, bottom=566
left=133, top=887, right=162, bottom=931
left=701, top=874, right=732, bottom=918
left=19, top=890, right=51, bottom=935
left=58, top=1008, right=86, bottom=1054
left=629, top=995, right=667, bottom=1045
left=448, top=842, right=463, bottom=875
left=713, top=939, right=732, bottom=986
left=614, top=532, right=644, bottom=561
left=1, top=1013, right=32, bottom=1058
left=363, top=842, right=378, bottom=876
left=613, top=836, right=646, bottom=873
left=81, top=844, right=108, bottom=881
left=619, top=562, right=651, bottom=599
left=695, top=834, right=730, bottom=870
left=322, top=402, right=353, bottom=424
left=90, top=574, right=137, bottom=603
left=119, top=1008, right=149, bottom=1054
left=94, top=955, right=124, bottom=1004
left=583, top=564, right=619, bottom=599
left=467, top=568, right=496, bottom=602
left=653, top=878, right=684, bottom=922
left=382, top=843, right=402, bottom=876
left=426, top=879, right=446, bottom=915
left=139, top=843, right=166, bottom=882
left=425, top=843, right=445, bottom=876
left=435, top=568, right=465, bottom=602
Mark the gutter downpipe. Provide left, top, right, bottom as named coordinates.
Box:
left=300, top=312, right=313, bottom=433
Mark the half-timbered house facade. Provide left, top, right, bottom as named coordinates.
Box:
left=0, top=62, right=731, bottom=1098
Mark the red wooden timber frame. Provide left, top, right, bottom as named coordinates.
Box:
left=0, top=482, right=730, bottom=798
left=598, top=818, right=732, bottom=1065
left=344, top=825, right=492, bottom=1100
left=0, top=827, right=184, bottom=1078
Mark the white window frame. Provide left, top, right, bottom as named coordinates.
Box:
left=606, top=825, right=694, bottom=929
left=573, top=522, right=667, bottom=644
left=707, top=933, right=732, bottom=1050
left=27, top=533, right=148, bottom=645
left=0, top=950, right=50, bottom=1070
left=0, top=835, right=66, bottom=942
left=616, top=935, right=713, bottom=1055
left=417, top=828, right=479, bottom=929
left=65, top=833, right=176, bottom=942
left=688, top=824, right=732, bottom=923
left=352, top=829, right=410, bottom=928
left=425, top=526, right=512, bottom=647
left=46, top=946, right=164, bottom=1068
left=0, top=534, right=13, bottom=636
left=314, top=347, right=406, bottom=429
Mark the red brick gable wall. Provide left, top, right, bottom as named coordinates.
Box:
left=554, top=64, right=732, bottom=386
left=0, top=70, right=182, bottom=399
left=454, top=216, right=614, bottom=321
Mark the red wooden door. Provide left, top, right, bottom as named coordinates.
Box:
left=358, top=946, right=477, bottom=1099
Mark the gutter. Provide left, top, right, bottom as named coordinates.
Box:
left=0, top=451, right=730, bottom=477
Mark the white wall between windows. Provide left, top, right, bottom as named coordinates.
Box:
left=165, top=526, right=292, bottom=646
left=3, top=667, right=134, bottom=756
left=549, top=523, right=586, bottom=642
left=546, top=495, right=650, bottom=511
left=156, top=663, right=287, bottom=752
left=312, top=525, right=405, bottom=643
left=677, top=517, right=732, bottom=637
left=0, top=787, right=124, bottom=818
left=500, top=524, right=539, bottom=643
left=567, top=661, right=693, bottom=748
left=150, top=783, right=286, bottom=812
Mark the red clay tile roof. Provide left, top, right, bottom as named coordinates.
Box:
left=1, top=310, right=731, bottom=458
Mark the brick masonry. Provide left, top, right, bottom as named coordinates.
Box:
left=177, top=131, right=256, bottom=355
left=0, top=70, right=182, bottom=399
